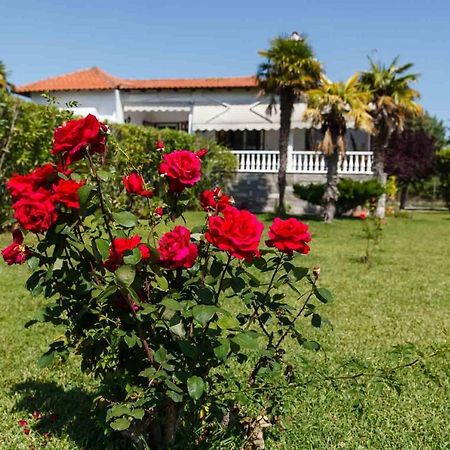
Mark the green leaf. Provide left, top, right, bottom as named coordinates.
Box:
left=108, top=404, right=131, bottom=419
left=123, top=247, right=142, bottom=265
left=187, top=376, right=205, bottom=401
left=210, top=259, right=223, bottom=278
left=303, top=340, right=321, bottom=351
left=311, top=313, right=322, bottom=328
left=167, top=390, right=184, bottom=403
left=230, top=277, right=245, bottom=293
left=192, top=305, right=218, bottom=325
left=129, top=409, right=145, bottom=420
left=231, top=332, right=259, bottom=350
left=155, top=275, right=169, bottom=291
left=97, top=169, right=112, bottom=181
left=78, top=185, right=93, bottom=208
left=315, top=287, right=333, bottom=304
left=293, top=267, right=309, bottom=280
left=95, top=238, right=110, bottom=260
left=197, top=287, right=214, bottom=303
left=113, top=211, right=138, bottom=228
left=124, top=333, right=139, bottom=348
left=217, top=315, right=240, bottom=330
left=213, top=339, right=230, bottom=360
left=161, top=298, right=184, bottom=311
left=27, top=257, right=40, bottom=271
left=37, top=351, right=56, bottom=368
left=154, top=347, right=168, bottom=364
left=169, top=322, right=186, bottom=337
left=115, top=265, right=136, bottom=287
left=110, top=418, right=130, bottom=431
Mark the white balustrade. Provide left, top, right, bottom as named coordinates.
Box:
left=232, top=150, right=373, bottom=175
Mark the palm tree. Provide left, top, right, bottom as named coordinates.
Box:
left=257, top=32, right=322, bottom=215
left=304, top=73, right=373, bottom=222
left=0, top=61, right=13, bottom=91
left=360, top=58, right=422, bottom=217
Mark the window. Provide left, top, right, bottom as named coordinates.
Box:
left=142, top=121, right=188, bottom=131
left=216, top=130, right=264, bottom=150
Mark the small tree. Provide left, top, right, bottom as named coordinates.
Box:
left=304, top=73, right=373, bottom=222
left=257, top=32, right=322, bottom=215
left=386, top=128, right=436, bottom=209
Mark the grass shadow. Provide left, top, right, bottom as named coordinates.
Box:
left=12, top=380, right=128, bottom=449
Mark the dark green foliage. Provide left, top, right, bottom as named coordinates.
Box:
left=293, top=178, right=385, bottom=215
left=437, top=148, right=450, bottom=211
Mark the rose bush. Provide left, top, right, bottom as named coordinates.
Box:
left=2, top=114, right=333, bottom=449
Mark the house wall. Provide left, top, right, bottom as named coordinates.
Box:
left=30, top=90, right=120, bottom=122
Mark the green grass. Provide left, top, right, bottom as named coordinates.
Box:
left=1, top=212, right=450, bottom=449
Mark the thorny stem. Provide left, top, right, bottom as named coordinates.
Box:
left=86, top=151, right=118, bottom=259
left=86, top=152, right=154, bottom=366
left=124, top=295, right=154, bottom=365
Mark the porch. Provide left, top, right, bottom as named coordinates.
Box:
left=232, top=150, right=374, bottom=174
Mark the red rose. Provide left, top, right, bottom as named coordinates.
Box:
left=159, top=150, right=201, bottom=192
left=360, top=212, right=367, bottom=220
left=52, top=114, right=108, bottom=165
left=1, top=229, right=30, bottom=265
left=200, top=187, right=232, bottom=213
left=155, top=207, right=164, bottom=217
left=18, top=419, right=28, bottom=427
left=157, top=226, right=198, bottom=269
left=205, top=207, right=264, bottom=260
left=266, top=218, right=311, bottom=255
left=155, top=139, right=165, bottom=151
left=13, top=191, right=58, bottom=233
left=52, top=179, right=85, bottom=209
left=122, top=172, right=154, bottom=198
left=196, top=148, right=208, bottom=159
left=104, top=235, right=151, bottom=271
left=7, top=164, right=58, bottom=200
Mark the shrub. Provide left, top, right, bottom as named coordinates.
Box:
left=437, top=148, right=450, bottom=211
left=1, top=115, right=332, bottom=448
left=293, top=178, right=384, bottom=215
left=0, top=93, right=236, bottom=227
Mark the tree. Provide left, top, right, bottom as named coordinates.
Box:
left=386, top=125, right=436, bottom=209
left=360, top=57, right=422, bottom=217
left=0, top=60, right=14, bottom=92
left=304, top=73, right=373, bottom=222
left=257, top=32, right=322, bottom=215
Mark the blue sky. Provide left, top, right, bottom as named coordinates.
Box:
left=2, top=0, right=450, bottom=122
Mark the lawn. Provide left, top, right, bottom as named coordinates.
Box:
left=1, top=212, right=449, bottom=449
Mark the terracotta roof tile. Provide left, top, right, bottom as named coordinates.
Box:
left=15, top=67, right=122, bottom=93
left=15, top=68, right=257, bottom=94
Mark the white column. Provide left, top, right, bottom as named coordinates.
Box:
left=114, top=89, right=124, bottom=123
left=287, top=130, right=294, bottom=172
left=188, top=104, right=194, bottom=134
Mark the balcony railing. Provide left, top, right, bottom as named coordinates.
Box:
left=232, top=150, right=373, bottom=174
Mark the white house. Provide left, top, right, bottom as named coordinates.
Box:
left=16, top=67, right=373, bottom=211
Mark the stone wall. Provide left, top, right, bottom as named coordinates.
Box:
left=228, top=172, right=372, bottom=214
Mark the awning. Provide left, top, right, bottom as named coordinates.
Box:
left=192, top=102, right=310, bottom=131
left=123, top=102, right=191, bottom=113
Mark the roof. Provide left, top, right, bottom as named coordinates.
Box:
left=15, top=67, right=258, bottom=94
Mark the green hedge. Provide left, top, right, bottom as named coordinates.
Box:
left=293, top=178, right=384, bottom=215
left=0, top=91, right=236, bottom=226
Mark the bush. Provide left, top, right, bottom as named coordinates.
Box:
left=293, top=178, right=385, bottom=215
left=0, top=92, right=236, bottom=227
left=107, top=124, right=236, bottom=210
left=437, top=148, right=450, bottom=211
left=1, top=114, right=331, bottom=448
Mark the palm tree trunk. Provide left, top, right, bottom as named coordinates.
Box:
left=323, top=149, right=339, bottom=223
left=278, top=88, right=294, bottom=216
left=372, top=132, right=389, bottom=218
